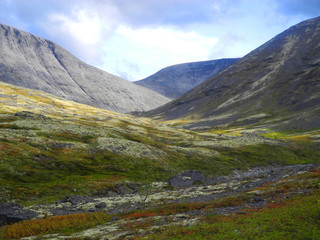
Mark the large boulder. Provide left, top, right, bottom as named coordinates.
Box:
left=0, top=203, right=37, bottom=226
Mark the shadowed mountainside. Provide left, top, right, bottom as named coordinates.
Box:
left=0, top=24, right=170, bottom=113
left=135, top=58, right=239, bottom=99
left=145, top=17, right=320, bottom=131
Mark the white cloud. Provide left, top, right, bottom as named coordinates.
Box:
left=100, top=26, right=218, bottom=80
left=119, top=26, right=217, bottom=58
left=49, top=10, right=101, bottom=46
left=5, top=0, right=316, bottom=81
left=41, top=3, right=120, bottom=66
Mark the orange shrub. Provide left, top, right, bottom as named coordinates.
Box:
left=125, top=212, right=158, bottom=220
left=0, top=212, right=110, bottom=239
left=311, top=169, right=320, bottom=177
left=265, top=202, right=284, bottom=209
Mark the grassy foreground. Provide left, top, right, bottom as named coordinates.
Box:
left=146, top=193, right=320, bottom=240
left=1, top=168, right=320, bottom=239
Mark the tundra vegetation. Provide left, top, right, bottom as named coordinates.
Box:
left=0, top=81, right=319, bottom=239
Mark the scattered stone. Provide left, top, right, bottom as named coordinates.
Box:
left=167, top=170, right=205, bottom=188
left=92, top=182, right=140, bottom=197
left=56, top=195, right=95, bottom=205
left=106, top=191, right=118, bottom=197
left=110, top=216, right=119, bottom=221
left=253, top=195, right=264, bottom=203
left=95, top=202, right=107, bottom=209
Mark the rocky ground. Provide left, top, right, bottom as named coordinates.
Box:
left=1, top=163, right=318, bottom=239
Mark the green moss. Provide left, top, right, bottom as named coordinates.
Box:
left=0, top=138, right=173, bottom=204
left=262, top=131, right=289, bottom=139
left=218, top=143, right=320, bottom=168
left=37, top=131, right=96, bottom=143
left=0, top=116, right=16, bottom=123
left=0, top=123, right=37, bottom=130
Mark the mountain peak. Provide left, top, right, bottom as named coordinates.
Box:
left=145, top=17, right=320, bottom=131
left=0, top=23, right=170, bottom=113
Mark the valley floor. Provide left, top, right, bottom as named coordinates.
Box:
left=1, top=164, right=319, bottom=239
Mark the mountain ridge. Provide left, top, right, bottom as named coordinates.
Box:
left=135, top=58, right=239, bottom=98
left=0, top=23, right=170, bottom=113
left=145, top=16, right=320, bottom=130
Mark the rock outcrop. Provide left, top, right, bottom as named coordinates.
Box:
left=0, top=204, right=37, bottom=227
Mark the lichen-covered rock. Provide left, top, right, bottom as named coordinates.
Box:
left=96, top=137, right=166, bottom=160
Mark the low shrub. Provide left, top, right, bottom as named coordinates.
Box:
left=146, top=193, right=320, bottom=239
left=0, top=211, right=110, bottom=239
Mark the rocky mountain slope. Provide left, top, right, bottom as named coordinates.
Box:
left=135, top=58, right=239, bottom=99
left=0, top=24, right=170, bottom=113
left=146, top=17, right=320, bottom=131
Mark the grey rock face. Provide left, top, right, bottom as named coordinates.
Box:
left=0, top=24, right=170, bottom=113
left=135, top=59, right=239, bottom=98
left=146, top=17, right=320, bottom=130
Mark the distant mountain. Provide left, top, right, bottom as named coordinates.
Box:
left=135, top=59, right=239, bottom=98
left=0, top=24, right=170, bottom=113
left=146, top=17, right=320, bottom=131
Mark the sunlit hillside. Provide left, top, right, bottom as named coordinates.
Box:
left=1, top=81, right=319, bottom=205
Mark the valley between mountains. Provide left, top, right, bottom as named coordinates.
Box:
left=0, top=17, right=320, bottom=240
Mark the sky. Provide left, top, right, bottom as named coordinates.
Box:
left=1, top=0, right=320, bottom=81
